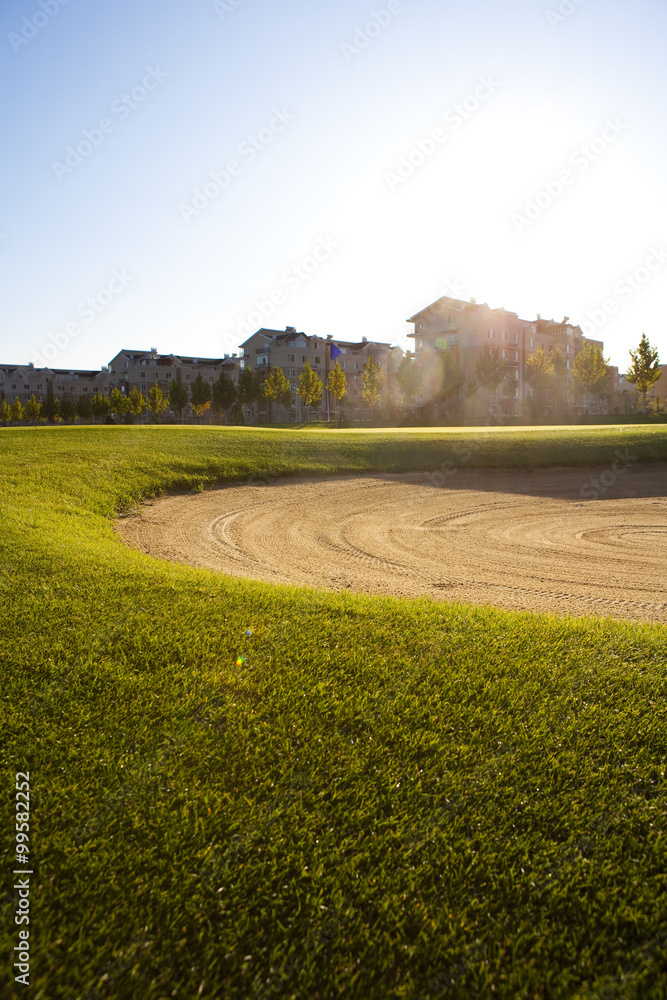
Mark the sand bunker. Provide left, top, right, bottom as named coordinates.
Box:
left=116, top=465, right=667, bottom=623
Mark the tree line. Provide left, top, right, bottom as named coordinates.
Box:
left=0, top=358, right=389, bottom=426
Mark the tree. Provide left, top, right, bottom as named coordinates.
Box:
left=326, top=362, right=347, bottom=426
left=573, top=342, right=610, bottom=414
left=10, top=398, right=24, bottom=424
left=76, top=395, right=93, bottom=423
left=42, top=395, right=60, bottom=424
left=167, top=379, right=189, bottom=422
left=211, top=373, right=237, bottom=423
left=525, top=347, right=555, bottom=418
left=109, top=388, right=129, bottom=421
left=127, top=387, right=145, bottom=423
left=190, top=374, right=212, bottom=420
left=59, top=394, right=77, bottom=423
left=394, top=352, right=422, bottom=414
left=263, top=367, right=293, bottom=420
left=238, top=367, right=262, bottom=423
left=91, top=391, right=110, bottom=423
left=0, top=400, right=11, bottom=426
left=625, top=333, right=661, bottom=414
left=474, top=345, right=509, bottom=416
left=361, top=354, right=384, bottom=420
left=296, top=361, right=323, bottom=421
left=146, top=385, right=167, bottom=421
left=25, top=395, right=42, bottom=425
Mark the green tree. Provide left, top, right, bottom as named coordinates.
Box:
left=525, top=347, right=555, bottom=418
left=190, top=374, right=212, bottom=420
left=0, top=400, right=11, bottom=426
left=10, top=398, right=24, bottom=424
left=211, top=373, right=237, bottom=423
left=127, top=387, right=145, bottom=423
left=59, top=394, right=77, bottom=423
left=361, top=354, right=384, bottom=420
left=146, top=385, right=167, bottom=421
left=42, top=395, right=60, bottom=424
left=91, top=391, right=110, bottom=423
left=110, top=387, right=129, bottom=420
left=474, top=345, right=509, bottom=416
left=326, top=362, right=347, bottom=426
left=264, top=367, right=293, bottom=421
left=625, top=333, right=661, bottom=414
left=238, top=367, right=263, bottom=423
left=76, top=394, right=93, bottom=423
left=167, top=379, right=189, bottom=422
left=573, top=342, right=610, bottom=414
left=25, top=395, right=42, bottom=425
left=394, top=352, right=422, bottom=414
left=296, top=361, right=323, bottom=421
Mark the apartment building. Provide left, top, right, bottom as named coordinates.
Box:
left=0, top=363, right=111, bottom=405
left=407, top=295, right=606, bottom=418
left=238, top=327, right=403, bottom=420
left=108, top=349, right=240, bottom=416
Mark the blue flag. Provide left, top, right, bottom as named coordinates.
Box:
left=330, top=343, right=341, bottom=360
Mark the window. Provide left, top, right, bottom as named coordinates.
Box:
left=514, top=333, right=519, bottom=342
left=37, top=384, right=42, bottom=390
left=340, top=362, right=346, bottom=370
left=502, top=350, right=506, bottom=358
left=354, top=362, right=359, bottom=370
left=58, top=385, right=64, bottom=391
left=514, top=369, right=519, bottom=379
left=315, top=357, right=320, bottom=365
left=288, top=354, right=295, bottom=363
left=209, top=377, right=213, bottom=382
left=140, top=372, right=146, bottom=379
left=529, top=338, right=534, bottom=347
left=488, top=329, right=495, bottom=339
left=503, top=331, right=507, bottom=340
left=24, top=384, right=30, bottom=389
left=11, top=384, right=16, bottom=390
left=417, top=340, right=423, bottom=349
left=302, top=356, right=306, bottom=363
left=447, top=315, right=453, bottom=323
left=185, top=374, right=190, bottom=380
left=287, top=369, right=295, bottom=378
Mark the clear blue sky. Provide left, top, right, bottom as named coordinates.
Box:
left=1, top=0, right=665, bottom=372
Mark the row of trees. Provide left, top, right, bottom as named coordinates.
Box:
left=393, top=334, right=662, bottom=420
left=0, top=359, right=390, bottom=427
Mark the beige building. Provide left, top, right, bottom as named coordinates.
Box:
left=108, top=349, right=240, bottom=418
left=0, top=363, right=111, bottom=407
left=238, top=327, right=403, bottom=420
left=407, top=295, right=608, bottom=419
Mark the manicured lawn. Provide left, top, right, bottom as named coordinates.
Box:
left=1, top=426, right=666, bottom=999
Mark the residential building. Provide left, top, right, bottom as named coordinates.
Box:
left=407, top=295, right=609, bottom=419
left=238, top=327, right=403, bottom=420
left=107, top=348, right=240, bottom=417
left=0, top=363, right=111, bottom=406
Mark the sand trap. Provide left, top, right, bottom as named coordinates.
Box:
left=116, top=465, right=667, bottom=623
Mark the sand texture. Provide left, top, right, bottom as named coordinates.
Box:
left=115, top=465, right=667, bottom=623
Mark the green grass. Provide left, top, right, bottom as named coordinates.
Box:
left=1, top=425, right=666, bottom=1000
